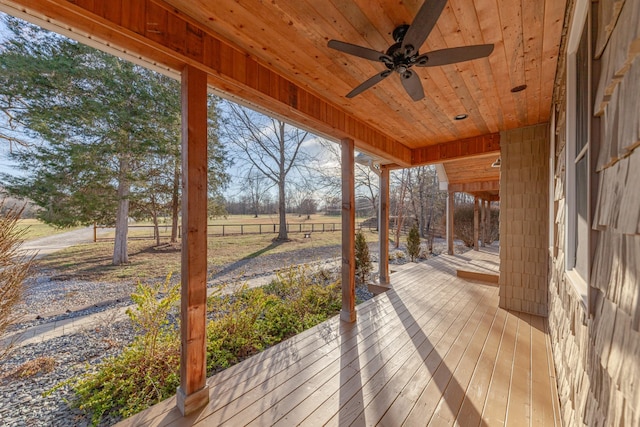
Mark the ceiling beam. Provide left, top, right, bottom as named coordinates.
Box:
left=2, top=0, right=412, bottom=165
left=411, top=133, right=501, bottom=166
left=448, top=180, right=500, bottom=193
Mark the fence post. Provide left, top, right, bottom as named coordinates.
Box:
left=241, top=225, right=244, bottom=235
left=222, top=225, right=225, bottom=237
left=93, top=222, right=97, bottom=242
left=259, top=224, right=262, bottom=234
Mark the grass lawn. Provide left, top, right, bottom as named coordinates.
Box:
left=36, top=227, right=379, bottom=283
left=16, top=219, right=82, bottom=241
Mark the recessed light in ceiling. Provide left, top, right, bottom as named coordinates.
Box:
left=510, top=84, right=527, bottom=93
left=454, top=114, right=468, bottom=120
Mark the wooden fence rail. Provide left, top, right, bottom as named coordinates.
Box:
left=92, top=222, right=377, bottom=242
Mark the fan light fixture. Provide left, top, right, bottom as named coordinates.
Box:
left=327, top=0, right=494, bottom=101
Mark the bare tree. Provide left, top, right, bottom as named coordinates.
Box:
left=222, top=102, right=311, bottom=240
left=405, top=166, right=445, bottom=236
left=314, top=139, right=380, bottom=218
left=244, top=170, right=271, bottom=218
left=355, top=163, right=379, bottom=219
left=391, top=169, right=409, bottom=249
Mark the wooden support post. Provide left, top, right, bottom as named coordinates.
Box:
left=341, top=138, right=356, bottom=322
left=379, top=165, right=390, bottom=284
left=447, top=192, right=455, bottom=255
left=473, top=197, right=479, bottom=251
left=480, top=198, right=486, bottom=247
left=177, top=65, right=209, bottom=416
left=485, top=200, right=491, bottom=245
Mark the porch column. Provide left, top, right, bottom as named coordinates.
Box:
left=379, top=165, right=390, bottom=284
left=341, top=138, right=356, bottom=322
left=177, top=64, right=209, bottom=415
left=447, top=191, right=455, bottom=255
left=480, top=198, right=486, bottom=247
left=485, top=200, right=491, bottom=245
left=473, top=197, right=479, bottom=251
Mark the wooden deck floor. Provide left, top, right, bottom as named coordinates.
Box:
left=119, top=247, right=561, bottom=427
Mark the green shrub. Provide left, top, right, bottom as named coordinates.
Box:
left=207, top=266, right=340, bottom=374
left=69, top=267, right=341, bottom=425
left=355, top=230, right=371, bottom=283
left=73, top=335, right=180, bottom=425
left=406, top=224, right=420, bottom=261
left=70, top=276, right=180, bottom=425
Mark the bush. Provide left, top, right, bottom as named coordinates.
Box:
left=70, top=276, right=180, bottom=425
left=0, top=200, right=34, bottom=361
left=207, top=266, right=341, bottom=373
left=406, top=224, right=420, bottom=261
left=73, top=335, right=180, bottom=425
left=70, top=266, right=341, bottom=425
left=355, top=230, right=372, bottom=283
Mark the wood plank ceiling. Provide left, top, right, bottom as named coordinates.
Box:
left=0, top=0, right=566, bottom=175
left=162, top=0, right=565, bottom=147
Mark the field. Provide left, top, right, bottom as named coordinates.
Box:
left=15, top=219, right=81, bottom=240
left=36, top=214, right=379, bottom=282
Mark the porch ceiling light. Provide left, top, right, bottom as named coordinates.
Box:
left=491, top=157, right=501, bottom=168
left=454, top=113, right=468, bottom=120
left=510, top=84, right=527, bottom=93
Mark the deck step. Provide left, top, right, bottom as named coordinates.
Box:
left=456, top=268, right=499, bottom=284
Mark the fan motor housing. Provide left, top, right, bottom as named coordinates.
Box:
left=392, top=24, right=410, bottom=43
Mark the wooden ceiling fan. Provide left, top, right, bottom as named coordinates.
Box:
left=328, top=0, right=494, bottom=101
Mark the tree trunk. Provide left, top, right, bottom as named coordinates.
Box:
left=170, top=155, right=180, bottom=243
left=276, top=122, right=288, bottom=240
left=277, top=178, right=287, bottom=240
left=113, top=156, right=130, bottom=265
left=152, top=207, right=160, bottom=246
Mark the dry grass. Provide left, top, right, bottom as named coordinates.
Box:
left=1, top=202, right=35, bottom=361
left=36, top=228, right=379, bottom=283
left=12, top=356, right=56, bottom=378
left=15, top=219, right=81, bottom=240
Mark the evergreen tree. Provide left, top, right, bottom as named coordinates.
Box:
left=0, top=17, right=228, bottom=263
left=355, top=230, right=371, bottom=283
left=407, top=223, right=421, bottom=262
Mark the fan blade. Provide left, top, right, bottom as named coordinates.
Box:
left=416, top=44, right=494, bottom=67
left=346, top=70, right=392, bottom=98
left=400, top=70, right=424, bottom=101
left=328, top=40, right=392, bottom=64
left=401, top=0, right=448, bottom=56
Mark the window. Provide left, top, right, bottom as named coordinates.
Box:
left=565, top=0, right=590, bottom=305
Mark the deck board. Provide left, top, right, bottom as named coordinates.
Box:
left=274, top=274, right=473, bottom=426
left=118, top=247, right=561, bottom=427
